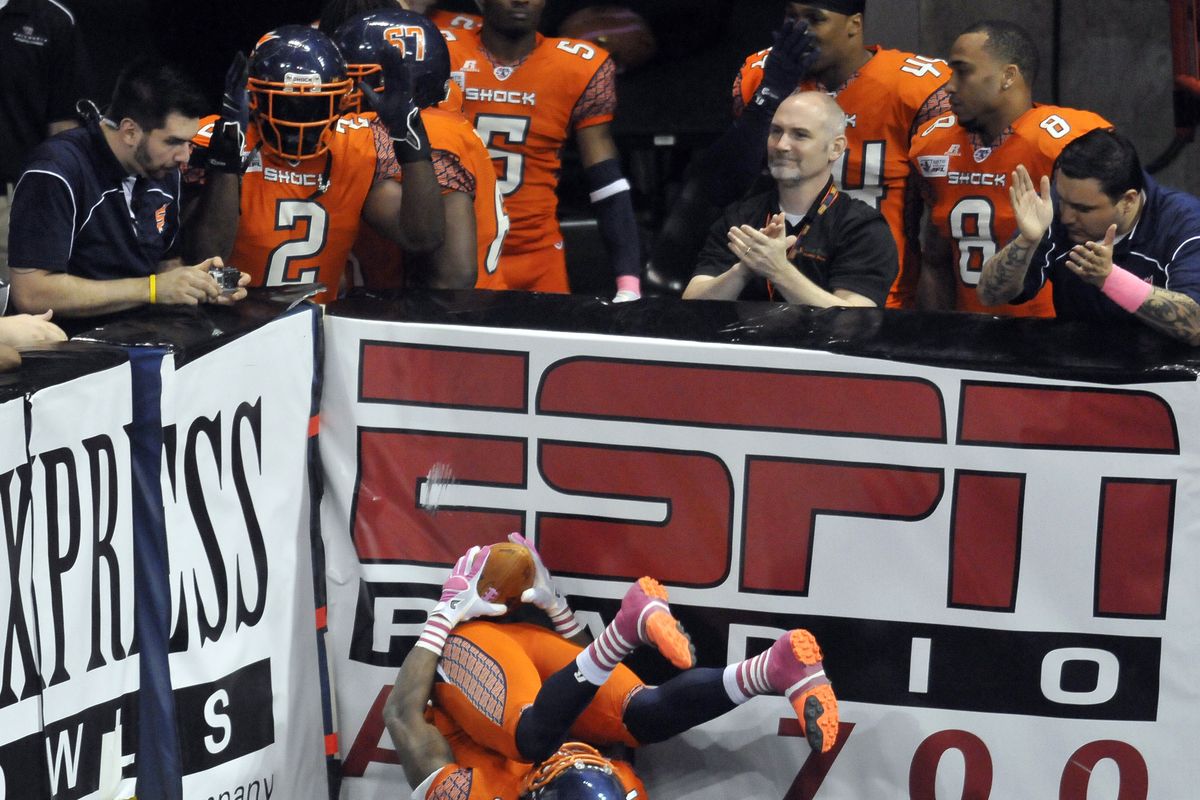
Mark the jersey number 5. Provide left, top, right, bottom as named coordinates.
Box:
left=476, top=114, right=531, bottom=196
left=266, top=199, right=329, bottom=286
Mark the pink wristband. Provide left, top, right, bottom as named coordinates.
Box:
left=1100, top=265, right=1153, bottom=312
left=616, top=275, right=640, bottom=295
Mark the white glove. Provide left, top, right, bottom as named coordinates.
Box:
left=416, top=545, right=508, bottom=656
left=508, top=532, right=584, bottom=638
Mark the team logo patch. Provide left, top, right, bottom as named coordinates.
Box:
left=918, top=155, right=950, bottom=178
left=155, top=204, right=168, bottom=234
left=13, top=24, right=48, bottom=46
left=493, top=65, right=514, bottom=81
left=973, top=147, right=992, bottom=163
left=460, top=59, right=479, bottom=73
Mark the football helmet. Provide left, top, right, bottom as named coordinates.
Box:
left=248, top=25, right=353, bottom=161
left=520, top=743, right=628, bottom=800
left=332, top=9, right=451, bottom=113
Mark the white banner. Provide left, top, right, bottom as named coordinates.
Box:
left=29, top=364, right=139, bottom=800
left=0, top=392, right=44, bottom=799
left=161, top=310, right=325, bottom=800
left=323, top=314, right=1200, bottom=799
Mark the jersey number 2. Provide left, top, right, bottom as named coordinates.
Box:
left=266, top=200, right=329, bottom=286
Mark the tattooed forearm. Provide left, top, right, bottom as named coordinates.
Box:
left=1136, top=288, right=1200, bottom=345
left=978, top=238, right=1036, bottom=306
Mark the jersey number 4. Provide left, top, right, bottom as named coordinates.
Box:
left=836, top=141, right=886, bottom=209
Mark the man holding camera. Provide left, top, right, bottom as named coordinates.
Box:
left=7, top=60, right=249, bottom=317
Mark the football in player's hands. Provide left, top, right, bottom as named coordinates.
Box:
left=477, top=542, right=536, bottom=607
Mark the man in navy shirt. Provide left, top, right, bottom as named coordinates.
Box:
left=978, top=128, right=1200, bottom=345
left=7, top=59, right=248, bottom=317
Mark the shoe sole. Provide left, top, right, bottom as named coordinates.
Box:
left=636, top=577, right=696, bottom=670
left=788, top=630, right=839, bottom=754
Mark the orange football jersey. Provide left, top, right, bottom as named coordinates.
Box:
left=429, top=8, right=482, bottom=31
left=421, top=622, right=647, bottom=800
left=353, top=107, right=510, bottom=290
left=192, top=114, right=400, bottom=304
left=446, top=28, right=616, bottom=257
left=909, top=104, right=1110, bottom=316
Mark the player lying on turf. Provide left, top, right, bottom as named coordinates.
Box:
left=384, top=534, right=839, bottom=799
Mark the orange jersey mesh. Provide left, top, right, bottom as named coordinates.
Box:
left=734, top=47, right=950, bottom=307
left=448, top=28, right=615, bottom=254
left=353, top=108, right=509, bottom=291
left=909, top=104, right=1111, bottom=316
left=424, top=621, right=648, bottom=799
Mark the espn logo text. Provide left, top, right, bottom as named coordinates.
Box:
left=349, top=342, right=1173, bottom=620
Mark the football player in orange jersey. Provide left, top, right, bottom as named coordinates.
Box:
left=332, top=8, right=507, bottom=290
left=652, top=0, right=948, bottom=309
left=909, top=20, right=1109, bottom=317
left=386, top=538, right=838, bottom=800
left=188, top=25, right=443, bottom=304
left=446, top=0, right=642, bottom=300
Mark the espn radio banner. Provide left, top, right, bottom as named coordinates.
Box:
left=322, top=312, right=1200, bottom=799
left=159, top=308, right=326, bottom=800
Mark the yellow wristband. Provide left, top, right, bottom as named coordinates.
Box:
left=149, top=273, right=157, bottom=304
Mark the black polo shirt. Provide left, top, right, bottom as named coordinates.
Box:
left=8, top=118, right=183, bottom=279
left=693, top=178, right=898, bottom=305
left=0, top=0, right=89, bottom=184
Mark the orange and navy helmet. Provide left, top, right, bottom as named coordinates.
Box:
left=331, top=9, right=451, bottom=114
left=247, top=25, right=353, bottom=161
left=520, top=743, right=628, bottom=800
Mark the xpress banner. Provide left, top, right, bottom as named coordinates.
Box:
left=322, top=300, right=1200, bottom=799
left=29, top=357, right=140, bottom=800
left=160, top=309, right=326, bottom=800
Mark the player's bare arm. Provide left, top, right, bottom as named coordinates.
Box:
left=184, top=172, right=241, bottom=264
left=362, top=170, right=444, bottom=253
left=360, top=46, right=446, bottom=253
left=576, top=123, right=619, bottom=167
left=385, top=545, right=507, bottom=791
left=186, top=53, right=251, bottom=265
left=916, top=210, right=956, bottom=311
left=405, top=190, right=477, bottom=289
left=978, top=165, right=1053, bottom=305
left=383, top=645, right=456, bottom=789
